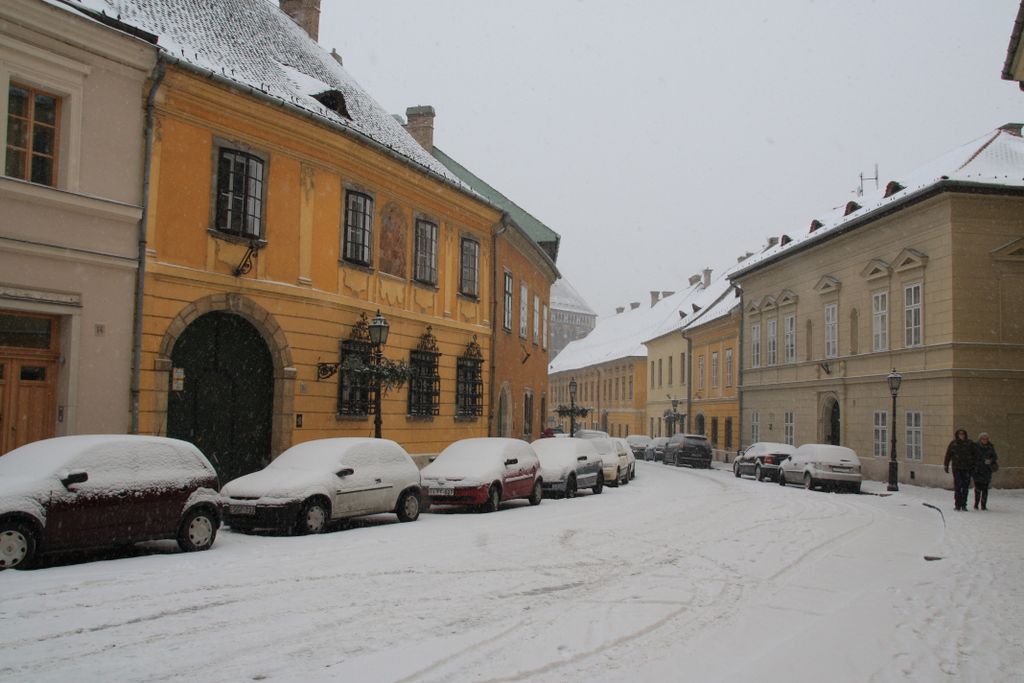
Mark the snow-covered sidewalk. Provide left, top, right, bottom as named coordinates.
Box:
left=1, top=463, right=1020, bottom=682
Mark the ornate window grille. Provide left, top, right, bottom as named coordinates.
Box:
left=337, top=313, right=373, bottom=416
left=456, top=336, right=484, bottom=417
left=408, top=326, right=440, bottom=417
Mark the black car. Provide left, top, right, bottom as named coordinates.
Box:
left=663, top=433, right=712, bottom=468
left=733, top=442, right=796, bottom=482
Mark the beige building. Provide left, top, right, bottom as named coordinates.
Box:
left=731, top=124, right=1024, bottom=488
left=0, top=0, right=156, bottom=453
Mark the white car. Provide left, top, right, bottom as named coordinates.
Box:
left=586, top=437, right=630, bottom=487
left=778, top=444, right=862, bottom=493
left=221, top=438, right=423, bottom=534
left=421, top=438, right=543, bottom=512
left=612, top=437, right=637, bottom=480
left=531, top=438, right=604, bottom=498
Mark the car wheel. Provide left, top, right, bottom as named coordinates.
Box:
left=592, top=474, right=604, bottom=495
left=755, top=464, right=763, bottom=482
left=565, top=475, right=577, bottom=499
left=481, top=485, right=501, bottom=513
left=621, top=468, right=630, bottom=485
left=528, top=480, right=543, bottom=506
left=297, top=498, right=329, bottom=534
left=0, top=523, right=37, bottom=570
left=609, top=469, right=620, bottom=487
left=733, top=462, right=741, bottom=478
left=177, top=508, right=217, bottom=552
left=396, top=490, right=421, bottom=522
left=803, top=473, right=814, bottom=491
left=851, top=482, right=862, bottom=494
left=779, top=470, right=787, bottom=486
left=630, top=465, right=636, bottom=480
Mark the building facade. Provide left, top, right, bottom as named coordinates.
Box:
left=684, top=299, right=741, bottom=458
left=732, top=124, right=1024, bottom=488
left=0, top=0, right=156, bottom=454
left=548, top=279, right=597, bottom=360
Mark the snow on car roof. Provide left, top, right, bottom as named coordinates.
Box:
left=270, top=438, right=405, bottom=471
left=425, top=438, right=533, bottom=478
left=0, top=435, right=203, bottom=479
left=746, top=442, right=797, bottom=455
left=794, top=444, right=861, bottom=463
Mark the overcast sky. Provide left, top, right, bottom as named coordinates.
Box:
left=318, top=1, right=1022, bottom=316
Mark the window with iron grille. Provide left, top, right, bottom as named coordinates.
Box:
left=408, top=350, right=440, bottom=416
left=216, top=148, right=265, bottom=238
left=459, top=237, right=480, bottom=298
left=343, top=190, right=373, bottom=266
left=6, top=83, right=60, bottom=186
left=414, top=219, right=438, bottom=285
left=456, top=337, right=484, bottom=417
left=337, top=338, right=372, bottom=416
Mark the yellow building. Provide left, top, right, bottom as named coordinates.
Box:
left=100, top=0, right=502, bottom=481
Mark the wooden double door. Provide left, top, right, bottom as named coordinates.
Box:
left=0, top=312, right=59, bottom=455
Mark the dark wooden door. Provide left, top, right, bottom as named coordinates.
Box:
left=167, top=312, right=273, bottom=484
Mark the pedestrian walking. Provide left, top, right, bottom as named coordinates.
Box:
left=944, top=428, right=976, bottom=511
left=973, top=432, right=999, bottom=510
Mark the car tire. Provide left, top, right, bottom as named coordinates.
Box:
left=851, top=482, right=862, bottom=494
left=592, top=475, right=603, bottom=495
left=297, top=498, right=329, bottom=534
left=779, top=470, right=787, bottom=486
left=733, top=462, right=741, bottom=478
left=481, top=485, right=501, bottom=513
left=396, top=490, right=421, bottom=522
left=608, top=469, right=620, bottom=487
left=565, top=475, right=577, bottom=499
left=177, top=507, right=218, bottom=552
left=528, top=480, right=543, bottom=506
left=0, top=522, right=38, bottom=570
left=630, top=465, right=636, bottom=480
left=755, top=464, right=763, bottom=482
left=803, top=473, right=815, bottom=491
left=621, top=469, right=630, bottom=486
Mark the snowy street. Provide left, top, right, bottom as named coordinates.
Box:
left=2, top=462, right=1021, bottom=683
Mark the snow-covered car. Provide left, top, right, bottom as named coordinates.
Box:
left=530, top=437, right=604, bottom=498
left=778, top=444, right=862, bottom=493
left=612, top=437, right=637, bottom=480
left=625, top=434, right=652, bottom=460
left=575, top=429, right=610, bottom=439
left=421, top=438, right=542, bottom=512
left=733, top=442, right=797, bottom=482
left=664, top=433, right=712, bottom=468
left=0, top=435, right=220, bottom=570
left=644, top=436, right=669, bottom=461
left=587, top=437, right=630, bottom=487
left=221, top=438, right=423, bottom=534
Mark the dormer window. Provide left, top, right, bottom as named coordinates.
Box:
left=312, top=89, right=350, bottom=119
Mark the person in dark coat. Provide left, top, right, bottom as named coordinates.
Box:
left=973, top=432, right=998, bottom=510
left=944, top=428, right=976, bottom=511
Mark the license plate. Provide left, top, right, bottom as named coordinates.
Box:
left=429, top=487, right=454, bottom=497
left=832, top=467, right=851, bottom=473
left=229, top=504, right=256, bottom=515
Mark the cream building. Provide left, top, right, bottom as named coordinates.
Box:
left=731, top=124, right=1024, bottom=488
left=0, top=0, right=156, bottom=453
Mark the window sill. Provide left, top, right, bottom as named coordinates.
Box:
left=208, top=229, right=266, bottom=248
left=339, top=259, right=374, bottom=274
left=453, top=415, right=480, bottom=423
left=406, top=414, right=436, bottom=422
left=412, top=279, right=439, bottom=292
left=457, top=292, right=480, bottom=303
left=335, top=414, right=369, bottom=422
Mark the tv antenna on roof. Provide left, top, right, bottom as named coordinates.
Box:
left=856, top=163, right=879, bottom=197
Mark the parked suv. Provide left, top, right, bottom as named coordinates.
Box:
left=663, top=433, right=712, bottom=468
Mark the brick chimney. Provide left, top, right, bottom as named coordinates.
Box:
left=280, top=0, right=321, bottom=41
left=405, top=106, right=436, bottom=152
left=703, top=268, right=712, bottom=287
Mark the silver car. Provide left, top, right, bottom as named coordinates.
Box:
left=531, top=438, right=604, bottom=498
left=778, top=444, right=862, bottom=493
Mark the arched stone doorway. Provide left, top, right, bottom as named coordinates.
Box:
left=821, top=395, right=841, bottom=445
left=157, top=293, right=294, bottom=481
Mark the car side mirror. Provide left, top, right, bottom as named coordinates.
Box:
left=504, top=458, right=519, bottom=466
left=428, top=456, right=437, bottom=463
left=336, top=468, right=355, bottom=477
left=61, top=470, right=88, bottom=488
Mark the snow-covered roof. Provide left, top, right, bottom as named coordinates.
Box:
left=550, top=279, right=597, bottom=316
left=732, top=123, right=1024, bottom=279
left=60, top=0, right=467, bottom=189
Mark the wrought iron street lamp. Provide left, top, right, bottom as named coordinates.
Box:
left=368, top=310, right=390, bottom=439
left=887, top=368, right=902, bottom=491
left=568, top=377, right=578, bottom=437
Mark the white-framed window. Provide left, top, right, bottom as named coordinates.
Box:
left=724, top=348, right=733, bottom=386
left=872, top=291, right=888, bottom=352
left=502, top=272, right=513, bottom=331
left=906, top=411, right=923, bottom=460
left=904, top=283, right=922, bottom=347
left=873, top=411, right=888, bottom=457
left=766, top=319, right=777, bottom=366
left=414, top=219, right=438, bottom=285
left=783, top=411, right=794, bottom=445
left=825, top=303, right=838, bottom=358
left=750, top=323, right=761, bottom=368
left=459, top=237, right=480, bottom=298
left=751, top=411, right=760, bottom=443
left=711, top=351, right=719, bottom=388
left=698, top=355, right=705, bottom=390
left=519, top=282, right=528, bottom=339
left=541, top=304, right=548, bottom=350
left=532, top=295, right=540, bottom=345
left=784, top=314, right=796, bottom=363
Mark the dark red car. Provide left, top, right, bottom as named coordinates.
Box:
left=0, top=435, right=221, bottom=569
left=420, top=438, right=543, bottom=512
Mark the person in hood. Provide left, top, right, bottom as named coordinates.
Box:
left=944, top=428, right=976, bottom=511
left=972, top=432, right=998, bottom=510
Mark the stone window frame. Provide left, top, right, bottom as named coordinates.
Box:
left=341, top=188, right=374, bottom=267
left=211, top=138, right=270, bottom=243
left=413, top=217, right=438, bottom=286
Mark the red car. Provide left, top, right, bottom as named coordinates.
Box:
left=421, top=438, right=542, bottom=512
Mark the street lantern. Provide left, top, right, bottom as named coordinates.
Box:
left=368, top=309, right=390, bottom=346
left=568, top=377, right=578, bottom=437
left=370, top=310, right=389, bottom=439
left=887, top=368, right=902, bottom=491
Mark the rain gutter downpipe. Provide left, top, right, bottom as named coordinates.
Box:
left=131, top=57, right=165, bottom=434
left=489, top=213, right=512, bottom=436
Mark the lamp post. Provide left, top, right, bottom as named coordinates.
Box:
left=568, top=377, right=578, bottom=437
left=887, top=368, right=902, bottom=491
left=368, top=310, right=390, bottom=439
